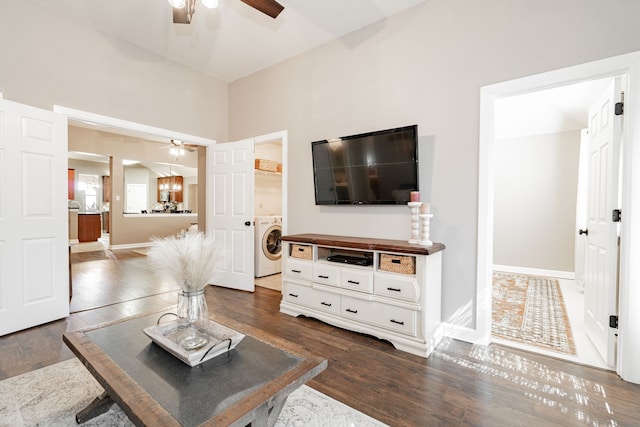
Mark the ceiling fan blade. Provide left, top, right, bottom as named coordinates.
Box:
left=240, top=0, right=284, bottom=19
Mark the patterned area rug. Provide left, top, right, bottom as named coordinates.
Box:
left=0, top=358, right=386, bottom=426
left=492, top=271, right=576, bottom=355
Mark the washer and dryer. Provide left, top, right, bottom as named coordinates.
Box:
left=255, top=216, right=282, bottom=277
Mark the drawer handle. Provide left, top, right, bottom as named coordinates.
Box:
left=390, top=319, right=405, bottom=325
left=291, top=269, right=302, bottom=273
left=288, top=293, right=299, bottom=298
left=321, top=302, right=332, bottom=307
left=391, top=259, right=401, bottom=264
left=387, top=287, right=402, bottom=292
left=318, top=275, right=329, bottom=279
left=297, top=247, right=306, bottom=252
left=345, top=308, right=358, bottom=314
left=347, top=280, right=360, bottom=285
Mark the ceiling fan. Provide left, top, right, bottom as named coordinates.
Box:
left=169, top=0, right=284, bottom=24
left=160, top=139, right=199, bottom=157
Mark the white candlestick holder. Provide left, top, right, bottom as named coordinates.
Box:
left=419, top=213, right=434, bottom=246
left=408, top=202, right=421, bottom=244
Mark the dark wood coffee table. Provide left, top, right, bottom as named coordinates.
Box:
left=63, top=310, right=327, bottom=426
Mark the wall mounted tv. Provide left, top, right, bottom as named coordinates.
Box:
left=311, top=125, right=418, bottom=205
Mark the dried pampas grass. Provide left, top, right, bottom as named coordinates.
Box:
left=147, top=231, right=221, bottom=292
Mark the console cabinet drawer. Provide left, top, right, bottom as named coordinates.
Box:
left=340, top=269, right=373, bottom=293
left=284, top=282, right=341, bottom=315
left=284, top=259, right=313, bottom=281
left=341, top=296, right=417, bottom=336
left=374, top=272, right=420, bottom=302
left=312, top=263, right=340, bottom=287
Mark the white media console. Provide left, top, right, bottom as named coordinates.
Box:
left=279, top=234, right=445, bottom=358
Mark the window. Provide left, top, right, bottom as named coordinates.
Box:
left=78, top=174, right=99, bottom=212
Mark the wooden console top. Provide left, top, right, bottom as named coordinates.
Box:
left=282, top=233, right=445, bottom=256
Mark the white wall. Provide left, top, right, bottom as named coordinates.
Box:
left=183, top=176, right=198, bottom=212
left=493, top=131, right=581, bottom=272
left=255, top=142, right=283, bottom=216
left=0, top=2, right=228, bottom=142
left=227, top=0, right=640, bottom=331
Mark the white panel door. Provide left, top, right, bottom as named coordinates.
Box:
left=584, top=78, right=622, bottom=367
left=574, top=129, right=589, bottom=289
left=207, top=139, right=254, bottom=291
left=0, top=99, right=69, bottom=336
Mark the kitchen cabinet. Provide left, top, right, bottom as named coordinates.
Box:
left=157, top=176, right=183, bottom=203
left=78, top=213, right=101, bottom=242
left=102, top=212, right=110, bottom=233
left=68, top=169, right=75, bottom=200
left=102, top=175, right=111, bottom=203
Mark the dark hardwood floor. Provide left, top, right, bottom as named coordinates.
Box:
left=1, top=249, right=639, bottom=426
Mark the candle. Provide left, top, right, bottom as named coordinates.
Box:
left=410, top=191, right=420, bottom=202
left=422, top=202, right=430, bottom=214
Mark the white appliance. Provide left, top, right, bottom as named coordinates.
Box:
left=255, top=216, right=282, bottom=277
left=68, top=200, right=80, bottom=243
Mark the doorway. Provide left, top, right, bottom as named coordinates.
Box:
left=476, top=52, right=640, bottom=383
left=254, top=139, right=284, bottom=292
left=490, top=78, right=617, bottom=369
left=57, top=106, right=213, bottom=248
left=68, top=152, right=111, bottom=251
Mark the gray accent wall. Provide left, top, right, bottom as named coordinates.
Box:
left=226, top=1, right=640, bottom=330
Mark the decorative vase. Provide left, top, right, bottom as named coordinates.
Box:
left=176, top=290, right=210, bottom=350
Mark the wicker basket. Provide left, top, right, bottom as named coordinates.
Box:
left=291, top=244, right=312, bottom=260
left=317, top=247, right=331, bottom=260
left=379, top=254, right=416, bottom=275
left=255, top=158, right=278, bottom=172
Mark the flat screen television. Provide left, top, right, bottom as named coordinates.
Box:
left=311, top=125, right=418, bottom=205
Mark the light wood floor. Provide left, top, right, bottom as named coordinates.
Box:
left=1, top=249, right=639, bottom=426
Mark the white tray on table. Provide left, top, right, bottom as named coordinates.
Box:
left=143, top=318, right=245, bottom=367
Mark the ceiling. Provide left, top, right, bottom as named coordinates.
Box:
left=37, top=0, right=612, bottom=141
left=494, top=77, right=614, bottom=139
left=28, top=0, right=427, bottom=83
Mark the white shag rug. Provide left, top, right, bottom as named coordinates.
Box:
left=0, top=358, right=386, bottom=427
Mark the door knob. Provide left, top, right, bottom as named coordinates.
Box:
left=579, top=229, right=588, bottom=236
left=245, top=221, right=251, bottom=226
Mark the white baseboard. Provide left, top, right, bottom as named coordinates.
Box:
left=441, top=323, right=488, bottom=345
left=493, top=264, right=575, bottom=280
left=109, top=242, right=153, bottom=250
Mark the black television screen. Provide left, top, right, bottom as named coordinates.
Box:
left=311, top=125, right=418, bottom=205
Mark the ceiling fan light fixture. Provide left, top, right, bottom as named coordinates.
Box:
left=201, top=0, right=219, bottom=9
left=168, top=0, right=186, bottom=8
left=169, top=147, right=185, bottom=157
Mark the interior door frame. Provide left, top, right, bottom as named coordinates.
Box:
left=476, top=51, right=640, bottom=384
left=254, top=130, right=288, bottom=236
left=52, top=106, right=216, bottom=231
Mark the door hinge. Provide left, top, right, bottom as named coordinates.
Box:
left=612, top=209, right=622, bottom=223
left=609, top=315, right=619, bottom=329
left=615, top=102, right=624, bottom=116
